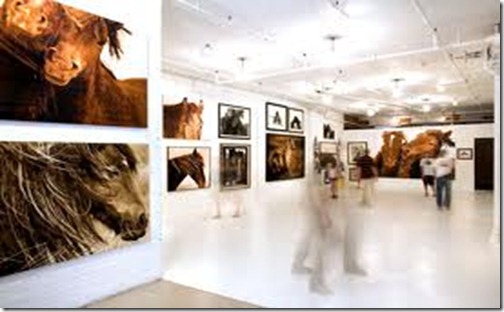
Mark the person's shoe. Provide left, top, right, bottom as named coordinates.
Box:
left=292, top=265, right=312, bottom=274
left=344, top=265, right=367, bottom=276
left=309, top=280, right=333, bottom=295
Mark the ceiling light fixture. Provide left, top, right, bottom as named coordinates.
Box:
left=322, top=94, right=333, bottom=105
left=367, top=109, right=376, bottom=117
left=202, top=43, right=213, bottom=56
left=452, top=100, right=459, bottom=106
left=236, top=56, right=250, bottom=81
left=436, top=84, right=446, bottom=92
left=391, top=78, right=405, bottom=99
left=422, top=104, right=431, bottom=113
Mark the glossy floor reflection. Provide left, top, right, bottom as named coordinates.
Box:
left=162, top=182, right=499, bottom=308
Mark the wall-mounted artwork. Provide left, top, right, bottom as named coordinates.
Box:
left=266, top=133, right=305, bottom=182
left=457, top=148, right=473, bottom=160
left=374, top=130, right=455, bottom=178
left=266, top=102, right=288, bottom=131
left=288, top=108, right=304, bottom=133
left=0, top=142, right=149, bottom=277
left=323, top=124, right=335, bottom=139
left=220, top=144, right=251, bottom=190
left=219, top=103, right=251, bottom=139
left=163, top=98, right=204, bottom=140
left=320, top=141, right=338, bottom=154
left=347, top=141, right=367, bottom=165
left=348, top=167, right=360, bottom=182
left=0, top=0, right=147, bottom=127
left=167, top=147, right=211, bottom=192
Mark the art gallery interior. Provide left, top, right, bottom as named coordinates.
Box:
left=0, top=0, right=500, bottom=309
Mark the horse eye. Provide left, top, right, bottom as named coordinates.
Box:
left=71, top=61, right=79, bottom=70
left=39, top=15, right=46, bottom=24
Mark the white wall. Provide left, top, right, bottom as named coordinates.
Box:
left=0, top=0, right=163, bottom=308
left=161, top=74, right=344, bottom=239
left=342, top=123, right=495, bottom=192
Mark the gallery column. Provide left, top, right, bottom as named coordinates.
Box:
left=490, top=73, right=500, bottom=244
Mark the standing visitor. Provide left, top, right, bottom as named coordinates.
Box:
left=420, top=157, right=436, bottom=197
left=434, top=149, right=455, bottom=210
left=356, top=149, right=377, bottom=207
left=326, top=156, right=344, bottom=199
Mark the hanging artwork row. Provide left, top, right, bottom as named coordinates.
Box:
left=265, top=102, right=304, bottom=134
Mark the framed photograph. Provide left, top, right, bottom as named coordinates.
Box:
left=167, top=147, right=211, bottom=192
left=220, top=144, right=251, bottom=190
left=288, top=108, right=304, bottom=133
left=266, top=102, right=288, bottom=131
left=163, top=98, right=204, bottom=139
left=320, top=142, right=338, bottom=154
left=349, top=167, right=360, bottom=182
left=0, top=142, right=149, bottom=278
left=457, top=148, right=473, bottom=160
left=218, top=103, right=251, bottom=139
left=347, top=141, right=368, bottom=165
left=266, top=133, right=305, bottom=182
left=323, top=123, right=335, bottom=139
left=0, top=0, right=147, bottom=127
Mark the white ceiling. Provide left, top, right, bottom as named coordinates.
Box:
left=162, top=0, right=500, bottom=117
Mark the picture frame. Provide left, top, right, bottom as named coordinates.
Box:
left=266, top=133, right=305, bottom=182
left=288, top=108, right=304, bottom=133
left=266, top=102, right=288, bottom=131
left=320, top=141, right=338, bottom=154
left=348, top=167, right=360, bottom=182
left=218, top=103, right=251, bottom=139
left=347, top=141, right=368, bottom=165
left=167, top=147, right=211, bottom=192
left=456, top=148, right=473, bottom=160
left=220, top=144, right=251, bottom=191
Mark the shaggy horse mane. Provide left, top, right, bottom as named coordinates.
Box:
left=0, top=143, right=138, bottom=276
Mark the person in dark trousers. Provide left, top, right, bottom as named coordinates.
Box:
left=356, top=149, right=378, bottom=207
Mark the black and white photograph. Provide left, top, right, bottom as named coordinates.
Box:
left=266, top=102, right=288, bottom=131
left=288, top=108, right=304, bottom=133
left=0, top=142, right=150, bottom=277
left=323, top=123, right=335, bottom=139
left=219, top=103, right=251, bottom=139
left=220, top=144, right=251, bottom=190
left=457, top=148, right=473, bottom=160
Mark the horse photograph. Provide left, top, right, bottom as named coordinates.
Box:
left=0, top=0, right=147, bottom=127
left=167, top=147, right=210, bottom=192
left=163, top=98, right=204, bottom=140
left=0, top=142, right=150, bottom=277
left=288, top=108, right=304, bottom=133
left=266, top=102, right=288, bottom=131
left=266, top=133, right=305, bottom=182
left=218, top=103, right=250, bottom=139
left=220, top=144, right=250, bottom=190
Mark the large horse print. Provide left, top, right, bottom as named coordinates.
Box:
left=0, top=0, right=148, bottom=127
left=163, top=98, right=204, bottom=140
left=0, top=142, right=149, bottom=277
left=167, top=147, right=210, bottom=192
left=266, top=133, right=305, bottom=182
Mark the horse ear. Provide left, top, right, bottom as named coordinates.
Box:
left=94, top=19, right=109, bottom=46
left=182, top=97, right=188, bottom=104
left=193, top=148, right=198, bottom=156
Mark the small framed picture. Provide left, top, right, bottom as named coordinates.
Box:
left=218, top=103, right=251, bottom=139
left=266, top=102, right=288, bottom=131
left=220, top=144, right=251, bottom=190
left=347, top=141, right=367, bottom=165
left=320, top=142, right=338, bottom=154
left=348, top=167, right=360, bottom=182
left=456, top=148, right=473, bottom=160
left=288, top=108, right=304, bottom=133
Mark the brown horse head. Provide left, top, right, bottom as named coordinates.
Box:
left=2, top=0, right=65, bottom=38
left=182, top=98, right=204, bottom=140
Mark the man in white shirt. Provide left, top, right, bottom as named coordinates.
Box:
left=434, top=149, right=455, bottom=210
left=420, top=157, right=436, bottom=197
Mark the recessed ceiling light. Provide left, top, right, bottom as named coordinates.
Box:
left=202, top=43, right=213, bottom=56
left=422, top=104, right=431, bottom=113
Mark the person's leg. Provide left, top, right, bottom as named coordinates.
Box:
left=292, top=226, right=313, bottom=273
left=435, top=177, right=443, bottom=209
left=422, top=177, right=429, bottom=196
left=445, top=179, right=452, bottom=209
left=309, top=230, right=332, bottom=294
left=344, top=207, right=366, bottom=275
left=430, top=177, right=436, bottom=197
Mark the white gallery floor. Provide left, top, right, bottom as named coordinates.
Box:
left=162, top=181, right=500, bottom=308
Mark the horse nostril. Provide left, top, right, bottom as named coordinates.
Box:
left=39, top=15, right=46, bottom=25
left=71, top=61, right=79, bottom=71
left=15, top=1, right=23, bottom=8
left=46, top=47, right=57, bottom=62
left=138, top=213, right=148, bottom=227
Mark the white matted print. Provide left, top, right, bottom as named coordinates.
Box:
left=288, top=108, right=304, bottom=133
left=266, top=102, right=288, bottom=131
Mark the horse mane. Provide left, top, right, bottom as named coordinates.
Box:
left=104, top=19, right=131, bottom=60
left=0, top=143, right=137, bottom=276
